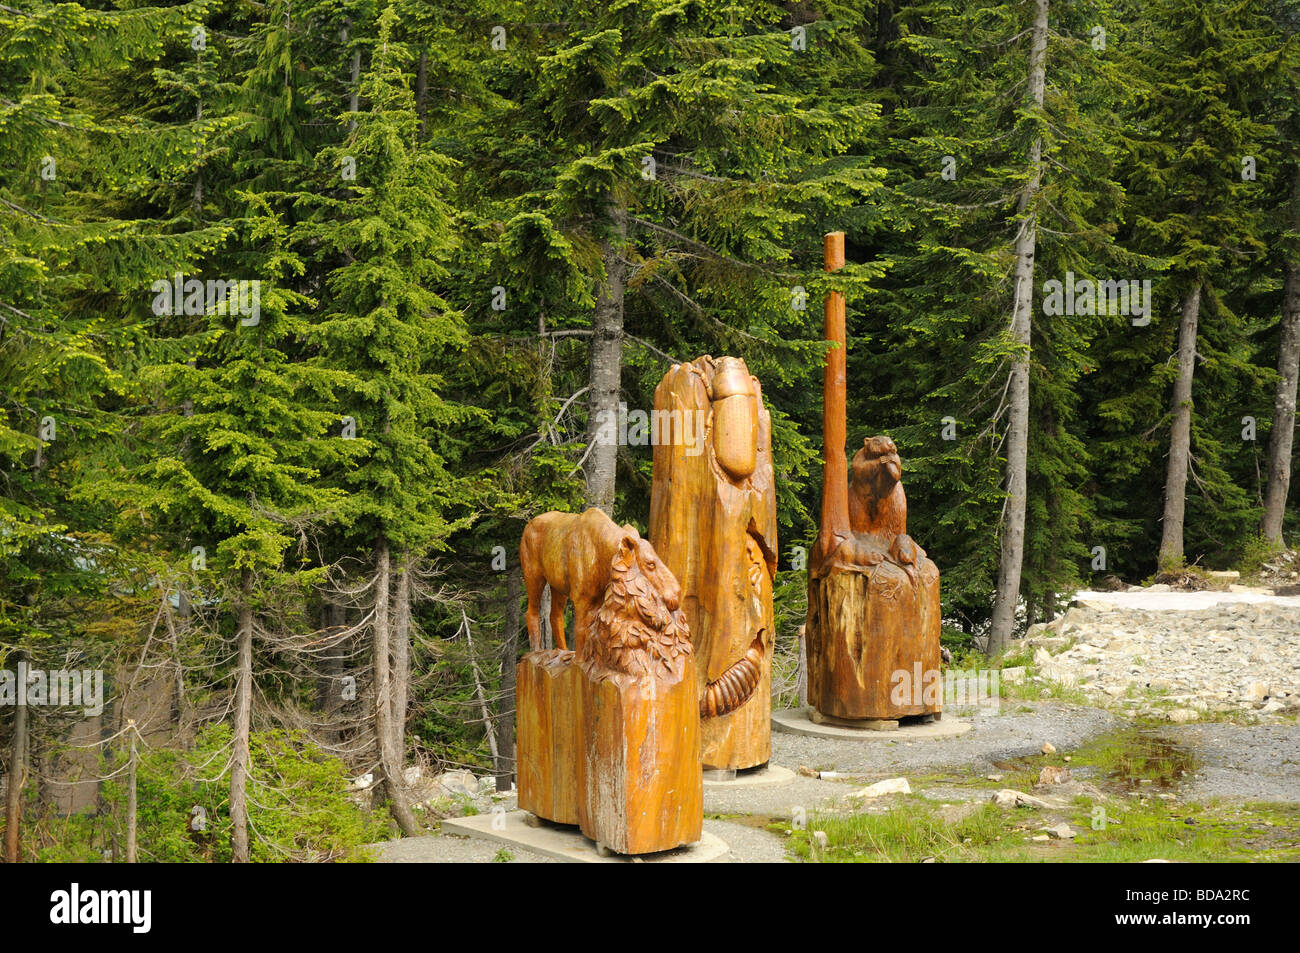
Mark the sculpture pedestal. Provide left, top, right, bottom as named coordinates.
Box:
left=806, top=559, right=942, bottom=721
left=579, top=667, right=702, bottom=856
left=516, top=650, right=703, bottom=855
left=516, top=650, right=581, bottom=825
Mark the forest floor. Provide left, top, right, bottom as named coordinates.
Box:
left=370, top=703, right=1300, bottom=863
left=371, top=587, right=1300, bottom=863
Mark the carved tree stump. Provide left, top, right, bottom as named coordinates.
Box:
left=516, top=650, right=581, bottom=825
left=805, top=232, right=944, bottom=723
left=577, top=663, right=702, bottom=855
left=515, top=527, right=702, bottom=855
left=806, top=560, right=942, bottom=720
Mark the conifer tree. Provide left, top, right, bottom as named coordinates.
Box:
left=1108, top=0, right=1275, bottom=570
left=875, top=0, right=1134, bottom=648
left=292, top=5, right=475, bottom=833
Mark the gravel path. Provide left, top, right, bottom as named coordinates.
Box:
left=370, top=830, right=556, bottom=863
left=701, top=702, right=1117, bottom=818
left=1161, top=723, right=1300, bottom=803
left=369, top=701, right=1122, bottom=862
left=371, top=707, right=1299, bottom=861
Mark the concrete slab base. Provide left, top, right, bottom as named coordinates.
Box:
left=811, top=709, right=901, bottom=730
left=440, top=811, right=729, bottom=863
left=773, top=707, right=971, bottom=741
left=702, top=763, right=796, bottom=788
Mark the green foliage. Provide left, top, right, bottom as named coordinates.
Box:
left=21, top=727, right=387, bottom=862
left=3, top=0, right=1298, bottom=862
left=110, top=727, right=388, bottom=863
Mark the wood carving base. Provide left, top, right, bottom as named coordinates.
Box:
left=806, top=559, right=942, bottom=721
left=579, top=665, right=702, bottom=855
left=809, top=710, right=899, bottom=731
left=516, top=650, right=581, bottom=825
left=515, top=650, right=702, bottom=855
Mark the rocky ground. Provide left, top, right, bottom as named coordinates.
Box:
left=1017, top=588, right=1300, bottom=720
left=369, top=584, right=1300, bottom=863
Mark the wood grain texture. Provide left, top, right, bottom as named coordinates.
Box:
left=515, top=650, right=581, bottom=825
left=577, top=663, right=702, bottom=855
left=649, top=355, right=778, bottom=770
left=806, top=559, right=942, bottom=719
left=521, top=508, right=682, bottom=654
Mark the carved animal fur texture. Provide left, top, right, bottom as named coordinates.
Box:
left=579, top=542, right=692, bottom=687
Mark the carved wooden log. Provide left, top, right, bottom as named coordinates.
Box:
left=515, top=650, right=581, bottom=825
left=807, top=231, right=943, bottom=722
left=806, top=560, right=942, bottom=719
left=574, top=543, right=702, bottom=853
left=515, top=520, right=702, bottom=854
left=577, top=661, right=702, bottom=854
left=649, top=355, right=778, bottom=770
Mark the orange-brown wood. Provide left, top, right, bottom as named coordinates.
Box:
left=807, top=231, right=942, bottom=720
left=577, top=665, right=701, bottom=854
left=806, top=560, right=942, bottom=719
left=515, top=650, right=581, bottom=825
left=649, top=356, right=778, bottom=770
left=575, top=536, right=701, bottom=853
left=516, top=514, right=703, bottom=854
left=521, top=508, right=681, bottom=654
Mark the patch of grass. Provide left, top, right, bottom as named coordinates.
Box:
left=781, top=798, right=1009, bottom=863
left=1148, top=562, right=1231, bottom=591
left=1236, top=532, right=1285, bottom=578
left=1030, top=678, right=1093, bottom=706
left=423, top=794, right=479, bottom=820
left=998, top=646, right=1035, bottom=669
left=775, top=792, right=1300, bottom=863
left=1063, top=798, right=1300, bottom=863
left=492, top=847, right=514, bottom=863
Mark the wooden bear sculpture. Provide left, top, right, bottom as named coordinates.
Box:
left=516, top=508, right=702, bottom=855
left=806, top=233, right=942, bottom=724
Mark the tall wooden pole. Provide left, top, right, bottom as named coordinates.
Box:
left=816, top=232, right=849, bottom=568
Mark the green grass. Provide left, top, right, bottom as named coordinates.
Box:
left=776, top=793, right=1300, bottom=863
left=1235, top=532, right=1285, bottom=578
left=767, top=727, right=1300, bottom=863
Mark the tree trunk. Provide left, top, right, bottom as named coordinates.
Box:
left=390, top=553, right=411, bottom=760
left=497, top=562, right=522, bottom=792
left=416, top=49, right=428, bottom=140
left=373, top=542, right=419, bottom=835
left=584, top=200, right=628, bottom=514
left=3, top=651, right=27, bottom=863
left=1262, top=178, right=1300, bottom=546
left=193, top=98, right=203, bottom=218
left=125, top=727, right=138, bottom=864
left=797, top=625, right=809, bottom=708
left=171, top=590, right=188, bottom=727
left=987, top=0, right=1050, bottom=657
left=316, top=599, right=346, bottom=730
left=463, top=612, right=500, bottom=769
left=346, top=22, right=361, bottom=134
left=1158, top=283, right=1203, bottom=568
left=230, top=570, right=254, bottom=863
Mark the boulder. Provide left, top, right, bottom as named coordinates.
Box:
left=850, top=777, right=911, bottom=799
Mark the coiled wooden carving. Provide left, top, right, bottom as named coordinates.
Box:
left=700, top=631, right=765, bottom=718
